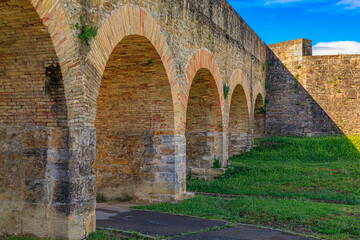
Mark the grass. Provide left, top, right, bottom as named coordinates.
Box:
left=136, top=136, right=360, bottom=240
left=188, top=136, right=360, bottom=205
left=136, top=195, right=360, bottom=240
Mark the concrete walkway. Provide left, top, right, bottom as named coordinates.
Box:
left=96, top=203, right=313, bottom=240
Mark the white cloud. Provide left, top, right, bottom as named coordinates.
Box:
left=337, top=0, right=360, bottom=9
left=313, top=41, right=360, bottom=55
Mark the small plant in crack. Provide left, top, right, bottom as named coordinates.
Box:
left=223, top=83, right=230, bottom=99
left=213, top=158, right=222, bottom=169
left=265, top=79, right=270, bottom=89
left=259, top=97, right=269, bottom=114
left=145, top=59, right=154, bottom=65
left=75, top=16, right=98, bottom=46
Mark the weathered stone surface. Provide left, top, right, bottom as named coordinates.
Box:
left=190, top=168, right=226, bottom=181
left=267, top=39, right=360, bottom=136
left=0, top=0, right=270, bottom=238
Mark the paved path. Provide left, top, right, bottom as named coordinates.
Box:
left=96, top=204, right=313, bottom=240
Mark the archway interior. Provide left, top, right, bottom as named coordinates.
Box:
left=186, top=68, right=223, bottom=174
left=0, top=0, right=67, bottom=235
left=228, top=85, right=250, bottom=157
left=94, top=35, right=175, bottom=200
left=0, top=0, right=66, bottom=127
left=254, top=94, right=266, bottom=138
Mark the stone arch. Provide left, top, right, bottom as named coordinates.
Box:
left=185, top=66, right=224, bottom=173
left=254, top=92, right=266, bottom=138
left=85, top=5, right=181, bottom=131
left=229, top=69, right=251, bottom=115
left=88, top=6, right=185, bottom=201
left=183, top=49, right=225, bottom=127
left=0, top=0, right=88, bottom=239
left=228, top=84, right=251, bottom=157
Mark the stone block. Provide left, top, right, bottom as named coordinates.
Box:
left=190, top=168, right=226, bottom=180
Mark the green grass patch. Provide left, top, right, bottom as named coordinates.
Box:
left=136, top=136, right=360, bottom=239
left=188, top=136, right=360, bottom=204
left=136, top=195, right=360, bottom=240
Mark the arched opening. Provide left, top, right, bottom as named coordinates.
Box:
left=0, top=0, right=67, bottom=127
left=0, top=0, right=67, bottom=236
left=186, top=69, right=223, bottom=174
left=228, top=85, right=250, bottom=157
left=93, top=35, right=176, bottom=201
left=254, top=94, right=266, bottom=138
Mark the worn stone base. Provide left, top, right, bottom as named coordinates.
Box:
left=190, top=168, right=226, bottom=181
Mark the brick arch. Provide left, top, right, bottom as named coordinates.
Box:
left=254, top=91, right=266, bottom=138
left=85, top=5, right=181, bottom=131
left=227, top=70, right=252, bottom=156
left=30, top=0, right=82, bottom=125
left=229, top=69, right=252, bottom=115
left=184, top=49, right=225, bottom=127
left=253, top=82, right=266, bottom=113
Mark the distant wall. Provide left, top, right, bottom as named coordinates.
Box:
left=266, top=39, right=360, bottom=136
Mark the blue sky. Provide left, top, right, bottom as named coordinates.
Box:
left=227, top=0, right=360, bottom=55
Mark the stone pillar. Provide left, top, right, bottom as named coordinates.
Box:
left=186, top=131, right=224, bottom=173
left=0, top=126, right=96, bottom=239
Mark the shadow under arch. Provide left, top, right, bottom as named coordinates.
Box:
left=228, top=84, right=251, bottom=156
left=254, top=93, right=266, bottom=138
left=185, top=68, right=223, bottom=174
left=92, top=35, right=180, bottom=201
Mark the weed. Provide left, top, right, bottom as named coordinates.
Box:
left=294, top=74, right=300, bottom=80
left=75, top=17, right=97, bottom=46
left=145, top=59, right=154, bottom=65
left=213, top=158, right=221, bottom=169
left=265, top=79, right=270, bottom=89
left=296, top=101, right=301, bottom=106
left=96, top=193, right=106, bottom=203
left=114, top=193, right=132, bottom=202
left=223, top=83, right=230, bottom=99
left=296, top=65, right=301, bottom=69
left=259, top=97, right=269, bottom=114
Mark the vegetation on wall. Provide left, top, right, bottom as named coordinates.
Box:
left=259, top=97, right=269, bottom=114
left=223, top=83, right=230, bottom=99
left=75, top=16, right=98, bottom=46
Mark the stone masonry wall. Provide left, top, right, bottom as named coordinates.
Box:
left=266, top=39, right=360, bottom=136
left=0, top=0, right=268, bottom=238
